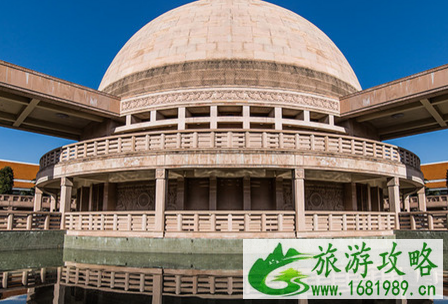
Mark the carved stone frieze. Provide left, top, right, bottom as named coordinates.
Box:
left=116, top=182, right=155, bottom=211
left=121, top=88, right=339, bottom=113
left=305, top=181, right=344, bottom=211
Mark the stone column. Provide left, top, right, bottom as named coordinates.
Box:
left=275, top=177, right=284, bottom=210
left=60, top=177, right=73, bottom=229
left=403, top=194, right=411, bottom=212
left=176, top=177, right=185, bottom=210
left=344, top=183, right=357, bottom=211
left=50, top=194, right=57, bottom=212
left=274, top=107, right=282, bottom=130
left=417, top=187, right=427, bottom=211
left=209, top=176, right=217, bottom=210
left=293, top=168, right=305, bottom=232
left=243, top=176, right=251, bottom=210
left=366, top=185, right=372, bottom=211
left=155, top=169, right=167, bottom=233
left=387, top=177, right=400, bottom=229
left=33, top=187, right=43, bottom=211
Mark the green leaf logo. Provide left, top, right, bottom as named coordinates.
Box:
left=248, top=243, right=312, bottom=296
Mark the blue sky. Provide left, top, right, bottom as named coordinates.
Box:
left=0, top=0, right=448, bottom=164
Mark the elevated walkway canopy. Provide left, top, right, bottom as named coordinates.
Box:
left=341, top=64, right=448, bottom=140
left=0, top=61, right=120, bottom=140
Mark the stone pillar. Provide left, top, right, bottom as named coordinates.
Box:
left=176, top=177, right=185, bottom=210
left=33, top=187, right=43, bottom=211
left=387, top=177, right=400, bottom=229
left=275, top=177, right=284, bottom=210
left=403, top=194, right=411, bottom=212
left=88, top=184, right=94, bottom=211
left=210, top=106, right=218, bottom=129
left=209, top=176, right=217, bottom=210
left=178, top=107, right=186, bottom=130
left=155, top=169, right=167, bottom=233
left=293, top=168, right=305, bottom=232
left=274, top=107, right=282, bottom=130
left=366, top=185, right=372, bottom=211
left=60, top=177, right=73, bottom=229
left=344, top=183, right=357, bottom=211
left=50, top=194, right=57, bottom=212
left=417, top=187, right=427, bottom=211
left=243, top=176, right=251, bottom=210
left=60, top=178, right=73, bottom=214
left=103, top=182, right=117, bottom=211
left=243, top=106, right=250, bottom=129
left=152, top=273, right=163, bottom=304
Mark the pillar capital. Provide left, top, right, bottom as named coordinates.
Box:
left=155, top=168, right=166, bottom=179
left=387, top=177, right=399, bottom=187
left=61, top=177, right=73, bottom=187
left=294, top=168, right=305, bottom=180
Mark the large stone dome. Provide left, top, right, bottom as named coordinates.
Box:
left=99, top=0, right=361, bottom=98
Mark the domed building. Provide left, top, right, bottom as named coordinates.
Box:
left=2, top=0, right=446, bottom=242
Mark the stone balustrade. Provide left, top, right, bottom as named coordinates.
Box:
left=165, top=211, right=295, bottom=237
left=304, top=211, right=396, bottom=232
left=0, top=268, right=58, bottom=291
left=64, top=211, right=156, bottom=234
left=62, top=263, right=242, bottom=298
left=0, top=211, right=61, bottom=230
left=63, top=210, right=400, bottom=238
left=0, top=194, right=50, bottom=210
left=399, top=211, right=448, bottom=230
left=39, top=130, right=420, bottom=170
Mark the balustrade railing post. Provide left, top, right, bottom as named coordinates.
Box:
left=193, top=214, right=199, bottom=231
left=100, top=214, right=105, bottom=230
left=142, top=214, right=147, bottom=231
left=328, top=214, right=333, bottom=231
left=261, top=213, right=267, bottom=232
left=428, top=214, right=434, bottom=230
left=355, top=214, right=360, bottom=230
left=244, top=214, right=250, bottom=232
left=313, top=214, right=318, bottom=231
left=127, top=214, right=132, bottom=231
left=278, top=214, right=284, bottom=232
left=210, top=213, right=216, bottom=232
left=88, top=214, right=93, bottom=230
left=26, top=214, right=33, bottom=230
left=2, top=272, right=8, bottom=288
left=193, top=132, right=198, bottom=149
left=367, top=214, right=372, bottom=230
left=342, top=214, right=347, bottom=231
left=244, top=132, right=251, bottom=148
left=227, top=214, right=232, bottom=232
left=44, top=214, right=50, bottom=230
left=177, top=214, right=182, bottom=231
left=113, top=214, right=118, bottom=231
left=7, top=213, right=13, bottom=230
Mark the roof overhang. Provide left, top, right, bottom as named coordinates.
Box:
left=0, top=61, right=121, bottom=140
left=340, top=64, right=448, bottom=140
